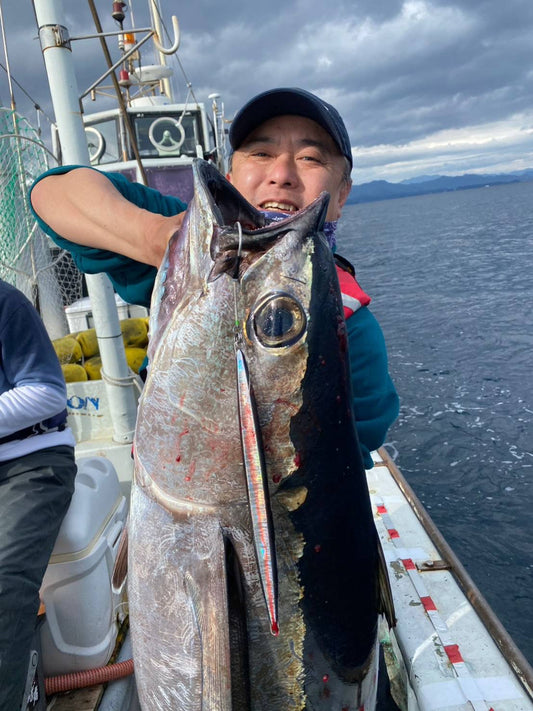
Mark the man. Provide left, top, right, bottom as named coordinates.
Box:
left=0, top=279, right=77, bottom=710
left=30, top=87, right=399, bottom=466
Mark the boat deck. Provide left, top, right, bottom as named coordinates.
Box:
left=370, top=448, right=533, bottom=710
left=43, top=449, right=533, bottom=711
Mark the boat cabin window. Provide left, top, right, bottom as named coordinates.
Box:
left=84, top=119, right=120, bottom=165
left=84, top=110, right=208, bottom=164
left=131, top=111, right=205, bottom=159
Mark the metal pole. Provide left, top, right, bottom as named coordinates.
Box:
left=148, top=0, right=173, bottom=100
left=86, top=0, right=148, bottom=184
left=0, top=3, right=67, bottom=336
left=33, top=0, right=138, bottom=444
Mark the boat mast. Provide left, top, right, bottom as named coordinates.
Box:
left=148, top=0, right=174, bottom=101
left=33, top=0, right=138, bottom=445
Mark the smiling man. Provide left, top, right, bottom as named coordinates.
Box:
left=30, top=87, right=399, bottom=467
left=228, top=95, right=352, bottom=220
left=232, top=114, right=350, bottom=213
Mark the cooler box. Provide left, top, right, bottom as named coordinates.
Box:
left=40, top=456, right=128, bottom=676
left=65, top=294, right=147, bottom=332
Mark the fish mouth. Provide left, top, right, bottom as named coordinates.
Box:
left=192, top=160, right=329, bottom=281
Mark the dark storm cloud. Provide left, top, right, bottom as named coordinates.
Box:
left=1, top=0, right=532, bottom=181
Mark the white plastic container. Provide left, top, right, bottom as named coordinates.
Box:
left=40, top=456, right=128, bottom=676
left=65, top=294, right=131, bottom=332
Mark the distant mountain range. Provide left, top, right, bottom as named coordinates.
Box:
left=348, top=169, right=533, bottom=204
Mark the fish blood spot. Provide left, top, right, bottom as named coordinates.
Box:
left=314, top=544, right=321, bottom=553
left=272, top=473, right=282, bottom=484
left=185, top=475, right=191, bottom=482
left=322, top=674, right=329, bottom=683
left=176, top=455, right=181, bottom=462
left=293, top=452, right=302, bottom=467
left=271, top=621, right=279, bottom=636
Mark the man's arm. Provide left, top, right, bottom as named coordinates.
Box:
left=30, top=167, right=184, bottom=267
left=0, top=287, right=67, bottom=435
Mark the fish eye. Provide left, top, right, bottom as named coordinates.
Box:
left=249, top=293, right=306, bottom=348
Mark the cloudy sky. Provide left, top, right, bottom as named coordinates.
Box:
left=1, top=0, right=533, bottom=183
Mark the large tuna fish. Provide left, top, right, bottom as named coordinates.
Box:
left=129, top=159, right=389, bottom=710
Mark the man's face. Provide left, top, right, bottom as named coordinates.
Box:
left=227, top=115, right=352, bottom=221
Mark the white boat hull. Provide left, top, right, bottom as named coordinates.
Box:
left=369, top=449, right=533, bottom=711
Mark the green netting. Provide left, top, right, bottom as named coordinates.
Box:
left=0, top=108, right=83, bottom=338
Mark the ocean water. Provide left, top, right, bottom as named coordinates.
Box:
left=336, top=181, right=533, bottom=665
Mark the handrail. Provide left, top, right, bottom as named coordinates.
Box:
left=153, top=15, right=180, bottom=55
left=377, top=446, right=533, bottom=700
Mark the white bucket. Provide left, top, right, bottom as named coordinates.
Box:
left=40, top=456, right=128, bottom=676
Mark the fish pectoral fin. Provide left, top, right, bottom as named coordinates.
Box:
left=184, top=566, right=234, bottom=710
left=112, top=519, right=128, bottom=594
left=377, top=536, right=396, bottom=628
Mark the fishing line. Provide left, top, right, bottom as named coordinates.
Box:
left=232, top=220, right=243, bottom=328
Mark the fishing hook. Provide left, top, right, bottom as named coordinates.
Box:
left=232, top=221, right=243, bottom=328
left=235, top=221, right=243, bottom=259
left=231, top=220, right=243, bottom=280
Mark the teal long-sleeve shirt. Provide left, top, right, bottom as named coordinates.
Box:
left=30, top=165, right=399, bottom=467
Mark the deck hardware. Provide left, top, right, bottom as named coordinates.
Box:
left=417, top=559, right=450, bottom=572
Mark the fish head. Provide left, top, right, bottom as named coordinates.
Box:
left=138, top=159, right=341, bottom=506
left=148, top=158, right=332, bottom=361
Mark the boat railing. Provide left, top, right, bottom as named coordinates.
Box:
left=378, top=446, right=533, bottom=700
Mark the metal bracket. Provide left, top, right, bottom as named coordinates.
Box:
left=39, top=24, right=71, bottom=51
left=417, top=559, right=450, bottom=572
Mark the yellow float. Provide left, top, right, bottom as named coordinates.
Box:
left=53, top=318, right=149, bottom=382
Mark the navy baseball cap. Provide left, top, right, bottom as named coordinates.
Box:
left=229, top=87, right=353, bottom=169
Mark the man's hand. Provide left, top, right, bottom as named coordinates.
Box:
left=145, top=211, right=186, bottom=267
